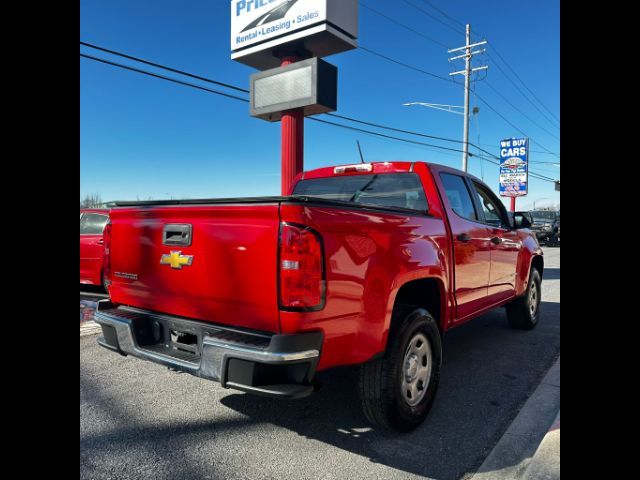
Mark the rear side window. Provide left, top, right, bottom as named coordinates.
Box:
left=439, top=173, right=477, bottom=221
left=293, top=173, right=428, bottom=212
left=80, top=213, right=108, bottom=235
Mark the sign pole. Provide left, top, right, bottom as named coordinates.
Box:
left=280, top=56, right=304, bottom=195
left=511, top=197, right=516, bottom=212
left=231, top=1, right=359, bottom=194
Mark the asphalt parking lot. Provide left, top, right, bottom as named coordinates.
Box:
left=80, top=247, right=560, bottom=480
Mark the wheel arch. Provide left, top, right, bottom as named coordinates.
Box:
left=387, top=276, right=447, bottom=343
left=531, top=254, right=544, bottom=279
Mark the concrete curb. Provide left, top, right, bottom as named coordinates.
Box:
left=521, top=411, right=560, bottom=480
left=470, top=356, right=560, bottom=480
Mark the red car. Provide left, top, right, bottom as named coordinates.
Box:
left=95, top=162, right=542, bottom=431
left=80, top=209, right=110, bottom=287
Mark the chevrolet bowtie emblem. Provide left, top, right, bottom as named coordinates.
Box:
left=160, top=251, right=194, bottom=270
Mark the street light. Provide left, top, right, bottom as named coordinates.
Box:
left=404, top=102, right=483, bottom=176
left=403, top=102, right=464, bottom=115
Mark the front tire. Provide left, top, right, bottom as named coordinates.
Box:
left=358, top=307, right=442, bottom=432
left=506, top=268, right=542, bottom=330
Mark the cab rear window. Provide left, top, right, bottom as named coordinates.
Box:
left=293, top=173, right=428, bottom=212
left=80, top=213, right=108, bottom=235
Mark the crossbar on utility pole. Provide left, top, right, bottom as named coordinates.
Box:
left=449, top=24, right=487, bottom=172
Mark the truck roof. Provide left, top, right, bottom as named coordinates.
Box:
left=301, top=161, right=486, bottom=185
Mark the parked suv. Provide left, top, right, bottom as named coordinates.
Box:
left=529, top=210, right=560, bottom=244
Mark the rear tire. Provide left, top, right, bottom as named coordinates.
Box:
left=358, top=307, right=442, bottom=432
left=506, top=269, right=541, bottom=330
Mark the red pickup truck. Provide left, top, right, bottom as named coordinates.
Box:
left=95, top=161, right=542, bottom=431
left=80, top=208, right=110, bottom=286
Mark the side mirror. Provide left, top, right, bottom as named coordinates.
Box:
left=512, top=211, right=532, bottom=229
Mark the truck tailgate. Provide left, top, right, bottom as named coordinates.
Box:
left=107, top=204, right=281, bottom=333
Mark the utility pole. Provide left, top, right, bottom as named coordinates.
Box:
left=449, top=25, right=487, bottom=172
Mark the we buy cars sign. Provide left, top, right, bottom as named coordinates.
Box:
left=499, top=137, right=529, bottom=197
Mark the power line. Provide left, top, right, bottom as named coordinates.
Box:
left=83, top=40, right=553, bottom=161
left=309, top=118, right=472, bottom=156
left=357, top=46, right=560, bottom=158
left=530, top=172, right=557, bottom=182
left=360, top=46, right=454, bottom=84
left=472, top=90, right=560, bottom=158
left=79, top=47, right=557, bottom=183
left=80, top=41, right=249, bottom=94
left=80, top=53, right=250, bottom=103
left=489, top=45, right=560, bottom=124
left=392, top=4, right=560, bottom=134
left=327, top=113, right=468, bottom=146
left=79, top=42, right=468, bottom=146
left=486, top=51, right=560, bottom=129
left=360, top=2, right=450, bottom=49
left=484, top=81, right=560, bottom=140
left=326, top=113, right=511, bottom=165
left=401, top=0, right=464, bottom=35
left=405, top=2, right=560, bottom=126
left=323, top=114, right=552, bottom=179
left=418, top=0, right=466, bottom=30
left=79, top=53, right=467, bottom=156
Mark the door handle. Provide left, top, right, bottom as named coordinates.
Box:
left=97, top=238, right=104, bottom=245
left=457, top=233, right=472, bottom=242
left=491, top=237, right=502, bottom=245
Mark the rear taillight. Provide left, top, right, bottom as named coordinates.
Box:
left=103, top=220, right=112, bottom=288
left=279, top=223, right=325, bottom=310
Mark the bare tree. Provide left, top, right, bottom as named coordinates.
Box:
left=80, top=193, right=103, bottom=209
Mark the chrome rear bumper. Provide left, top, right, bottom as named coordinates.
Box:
left=94, top=301, right=322, bottom=399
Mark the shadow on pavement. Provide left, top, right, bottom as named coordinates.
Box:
left=542, top=268, right=560, bottom=280
left=220, top=301, right=561, bottom=479
left=81, top=302, right=560, bottom=480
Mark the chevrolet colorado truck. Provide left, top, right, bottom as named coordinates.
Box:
left=96, top=161, right=543, bottom=431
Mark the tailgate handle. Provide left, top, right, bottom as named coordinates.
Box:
left=163, top=224, right=192, bottom=246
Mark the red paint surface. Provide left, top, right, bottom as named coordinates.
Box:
left=80, top=209, right=110, bottom=285
left=106, top=162, right=542, bottom=371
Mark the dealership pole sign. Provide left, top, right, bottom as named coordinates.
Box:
left=231, top=0, right=358, bottom=69
left=229, top=0, right=358, bottom=195
left=499, top=137, right=529, bottom=197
